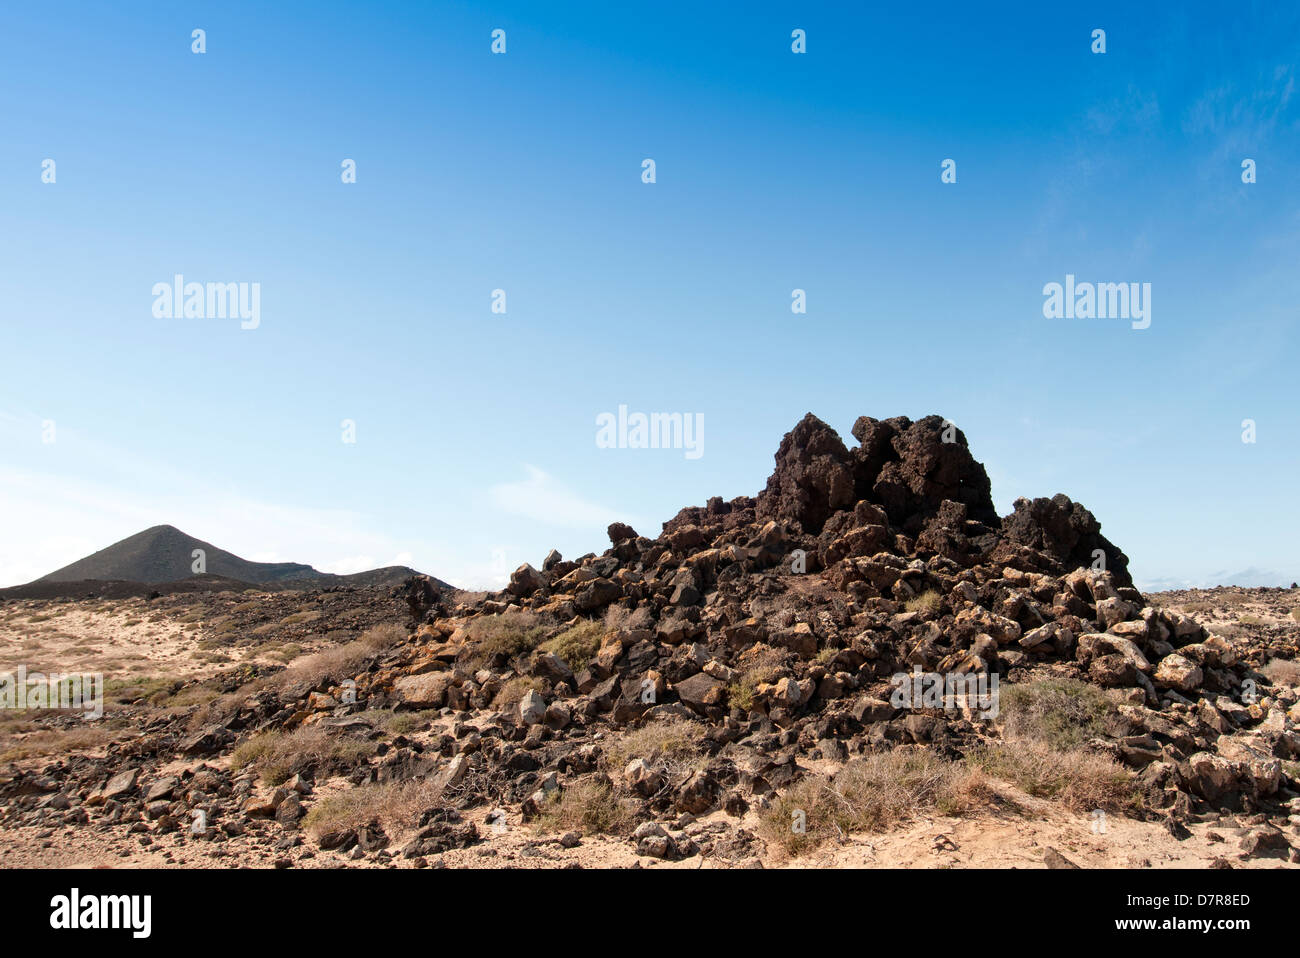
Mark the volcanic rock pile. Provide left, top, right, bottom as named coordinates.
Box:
left=4, top=413, right=1298, bottom=866
left=385, top=413, right=1295, bottom=841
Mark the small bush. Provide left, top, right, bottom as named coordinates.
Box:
left=231, top=725, right=375, bottom=785
left=903, top=590, right=944, bottom=616
left=999, top=678, right=1126, bottom=751
left=538, top=620, right=604, bottom=670
left=970, top=740, right=1138, bottom=812
left=1262, top=657, right=1300, bottom=688
left=760, top=750, right=989, bottom=855
left=304, top=779, right=444, bottom=837
left=379, top=709, right=440, bottom=735
left=279, top=610, right=322, bottom=627
left=533, top=780, right=637, bottom=836
left=276, top=622, right=405, bottom=688
left=601, top=719, right=703, bottom=780
left=492, top=676, right=546, bottom=709
left=104, top=676, right=177, bottom=706
left=727, top=681, right=755, bottom=711
left=464, top=612, right=547, bottom=665
left=726, top=644, right=788, bottom=712
left=0, top=725, right=123, bottom=762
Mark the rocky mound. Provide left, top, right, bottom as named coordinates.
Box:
left=3, top=414, right=1297, bottom=867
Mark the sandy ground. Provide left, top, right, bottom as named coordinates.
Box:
left=3, top=795, right=1297, bottom=870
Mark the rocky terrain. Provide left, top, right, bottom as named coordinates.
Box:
left=2, top=413, right=1299, bottom=869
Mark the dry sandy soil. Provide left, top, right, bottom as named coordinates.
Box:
left=1, top=585, right=1298, bottom=869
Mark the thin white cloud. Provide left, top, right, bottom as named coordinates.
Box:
left=489, top=464, right=634, bottom=528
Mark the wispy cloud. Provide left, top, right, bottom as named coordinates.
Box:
left=488, top=464, right=638, bottom=528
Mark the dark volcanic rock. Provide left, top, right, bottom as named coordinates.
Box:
left=850, top=415, right=997, bottom=532
left=607, top=522, right=639, bottom=544
left=999, top=494, right=1132, bottom=588
left=755, top=414, right=857, bottom=534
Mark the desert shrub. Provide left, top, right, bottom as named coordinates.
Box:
left=538, top=620, right=604, bottom=670
left=0, top=724, right=125, bottom=762
left=231, top=725, right=375, bottom=785
left=377, top=709, right=440, bottom=735
left=970, top=740, right=1138, bottom=812
left=999, top=678, right=1126, bottom=751
left=304, top=779, right=444, bottom=837
left=464, top=612, right=546, bottom=665
left=276, top=622, right=406, bottom=688
left=726, top=681, right=755, bottom=711
left=533, top=780, right=637, bottom=836
left=492, top=676, right=546, bottom=709
left=726, top=644, right=788, bottom=711
left=760, top=750, right=989, bottom=855
left=1262, top=657, right=1300, bottom=688
left=166, top=685, right=220, bottom=708
left=903, top=590, right=943, bottom=616
left=601, top=718, right=704, bottom=780
left=105, top=675, right=177, bottom=706
left=279, top=610, right=322, bottom=627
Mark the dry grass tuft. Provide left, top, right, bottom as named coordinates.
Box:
left=463, top=612, right=547, bottom=666
left=760, top=750, right=989, bottom=855
left=303, top=778, right=445, bottom=837
left=533, top=780, right=638, bottom=836
left=1262, top=657, right=1300, bottom=688
left=537, top=620, right=604, bottom=670
left=276, top=622, right=406, bottom=688
left=601, top=718, right=704, bottom=780
left=999, top=678, right=1126, bottom=751
left=903, top=590, right=944, bottom=616
left=969, top=740, right=1139, bottom=812
left=231, top=725, right=375, bottom=785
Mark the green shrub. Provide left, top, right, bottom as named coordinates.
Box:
left=538, top=620, right=604, bottom=670
left=999, top=678, right=1126, bottom=751
left=464, top=612, right=547, bottom=665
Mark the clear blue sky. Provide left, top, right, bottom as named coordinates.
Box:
left=1, top=1, right=1297, bottom=591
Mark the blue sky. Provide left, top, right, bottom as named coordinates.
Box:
left=1, top=1, right=1297, bottom=591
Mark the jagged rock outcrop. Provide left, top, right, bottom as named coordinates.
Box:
left=998, top=493, right=1132, bottom=588
left=850, top=415, right=998, bottom=531
left=755, top=414, right=856, bottom=534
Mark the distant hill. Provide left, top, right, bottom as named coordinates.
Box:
left=28, top=525, right=447, bottom=592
